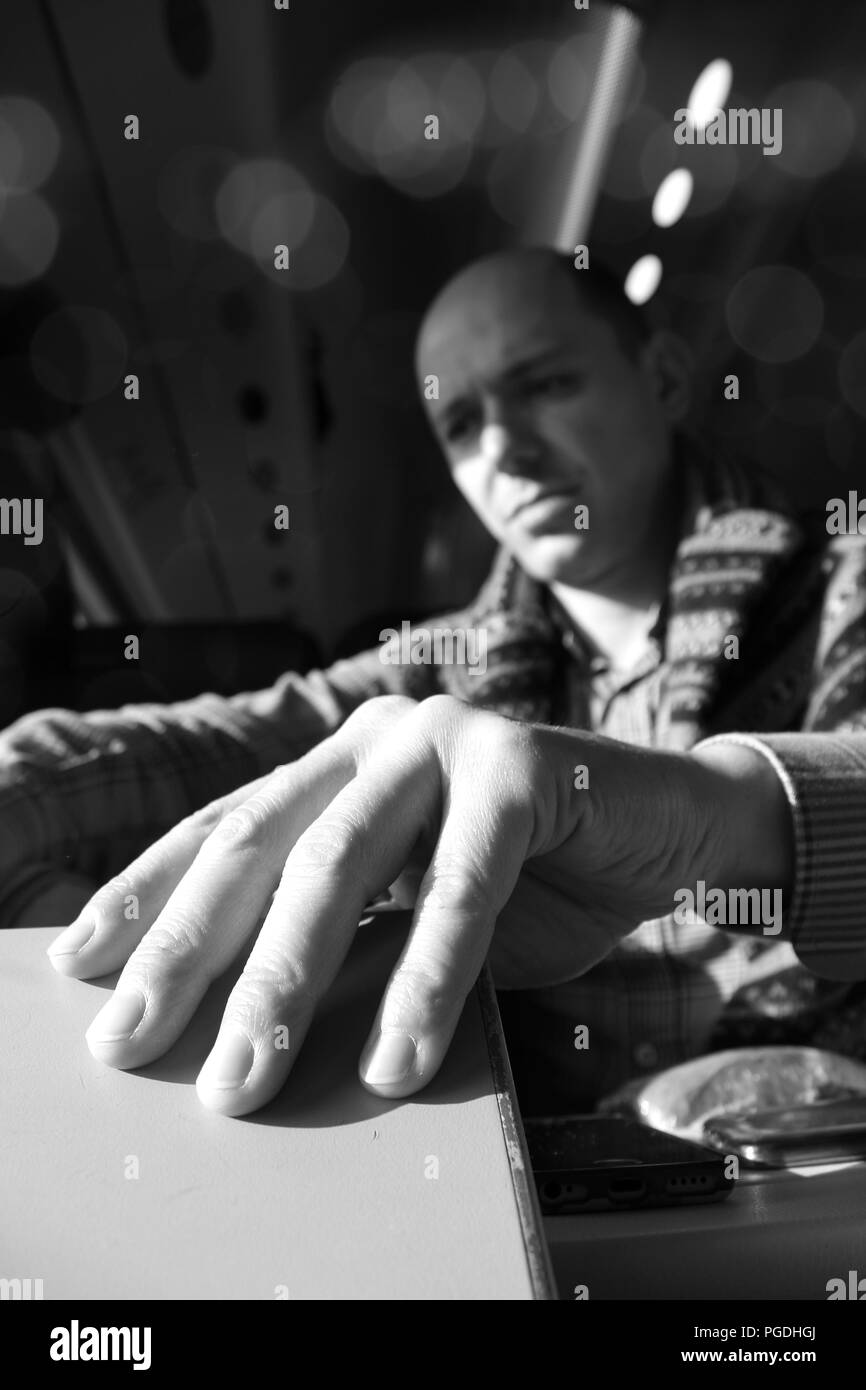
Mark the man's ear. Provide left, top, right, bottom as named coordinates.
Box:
left=639, top=330, right=693, bottom=424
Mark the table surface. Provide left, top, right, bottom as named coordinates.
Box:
left=1, top=920, right=551, bottom=1300
left=544, top=1159, right=866, bottom=1299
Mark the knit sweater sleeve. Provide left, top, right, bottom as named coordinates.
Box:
left=0, top=648, right=423, bottom=927
left=693, top=731, right=866, bottom=982
left=0, top=605, right=472, bottom=927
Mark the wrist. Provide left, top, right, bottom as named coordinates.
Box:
left=688, top=740, right=795, bottom=904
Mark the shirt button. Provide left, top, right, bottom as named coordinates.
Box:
left=633, top=1041, right=659, bottom=1069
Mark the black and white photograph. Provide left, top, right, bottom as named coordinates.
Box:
left=2, top=0, right=866, bottom=1344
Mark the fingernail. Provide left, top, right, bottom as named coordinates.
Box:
left=86, top=990, right=146, bottom=1044
left=47, top=919, right=95, bottom=958
left=361, top=1031, right=417, bottom=1086
left=201, top=1032, right=255, bottom=1091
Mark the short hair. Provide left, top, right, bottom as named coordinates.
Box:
left=549, top=251, right=652, bottom=361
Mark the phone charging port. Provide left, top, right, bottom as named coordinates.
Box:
left=608, top=1177, right=647, bottom=1200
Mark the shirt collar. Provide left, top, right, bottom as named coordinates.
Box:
left=545, top=589, right=667, bottom=678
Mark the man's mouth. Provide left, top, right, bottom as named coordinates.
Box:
left=506, top=489, right=576, bottom=525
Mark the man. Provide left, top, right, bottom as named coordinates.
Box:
left=2, top=248, right=865, bottom=1117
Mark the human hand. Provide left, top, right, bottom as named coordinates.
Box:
left=46, top=694, right=770, bottom=1114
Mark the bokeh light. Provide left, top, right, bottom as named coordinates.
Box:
left=764, top=79, right=854, bottom=179
left=324, top=38, right=598, bottom=184
left=726, top=266, right=823, bottom=363
left=685, top=59, right=733, bottom=129
left=652, top=168, right=693, bottom=227
left=326, top=51, right=476, bottom=196
left=30, top=306, right=128, bottom=404
left=641, top=122, right=739, bottom=216
left=0, top=97, right=60, bottom=191
left=248, top=188, right=317, bottom=262
left=327, top=56, right=396, bottom=170
left=0, top=192, right=59, bottom=284
left=216, top=158, right=315, bottom=255
left=263, top=195, right=350, bottom=290
left=624, top=254, right=663, bottom=305
left=546, top=37, right=590, bottom=123
left=385, top=61, right=431, bottom=146
left=511, top=40, right=564, bottom=137
left=490, top=50, right=539, bottom=133
left=439, top=56, right=486, bottom=140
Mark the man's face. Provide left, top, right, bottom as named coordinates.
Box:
left=416, top=259, right=675, bottom=587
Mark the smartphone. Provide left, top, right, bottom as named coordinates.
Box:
left=703, top=1095, right=866, bottom=1167
left=524, top=1114, right=736, bottom=1213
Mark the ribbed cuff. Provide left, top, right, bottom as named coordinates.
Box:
left=695, top=732, right=866, bottom=981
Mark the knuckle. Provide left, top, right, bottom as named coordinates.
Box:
left=477, top=710, right=525, bottom=758
left=469, top=715, right=540, bottom=793
left=414, top=698, right=529, bottom=774
left=264, top=763, right=297, bottom=797
left=208, top=802, right=271, bottom=856
left=425, top=859, right=490, bottom=916
left=289, top=816, right=363, bottom=880
left=365, top=693, right=418, bottom=718
left=416, top=693, right=466, bottom=725
left=130, top=913, right=211, bottom=983
left=344, top=693, right=416, bottom=733
left=183, top=798, right=230, bottom=838
left=388, top=957, right=455, bottom=1024
left=338, top=695, right=418, bottom=761
left=234, top=954, right=318, bottom=1018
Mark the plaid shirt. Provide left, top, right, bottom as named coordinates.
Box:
left=2, top=583, right=866, bottom=1112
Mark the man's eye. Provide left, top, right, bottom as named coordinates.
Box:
left=443, top=416, right=475, bottom=444
left=527, top=372, right=576, bottom=396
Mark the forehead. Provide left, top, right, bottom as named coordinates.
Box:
left=416, top=270, right=619, bottom=393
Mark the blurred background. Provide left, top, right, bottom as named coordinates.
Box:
left=1, top=0, right=865, bottom=722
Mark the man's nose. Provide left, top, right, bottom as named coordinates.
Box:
left=479, top=411, right=541, bottom=473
